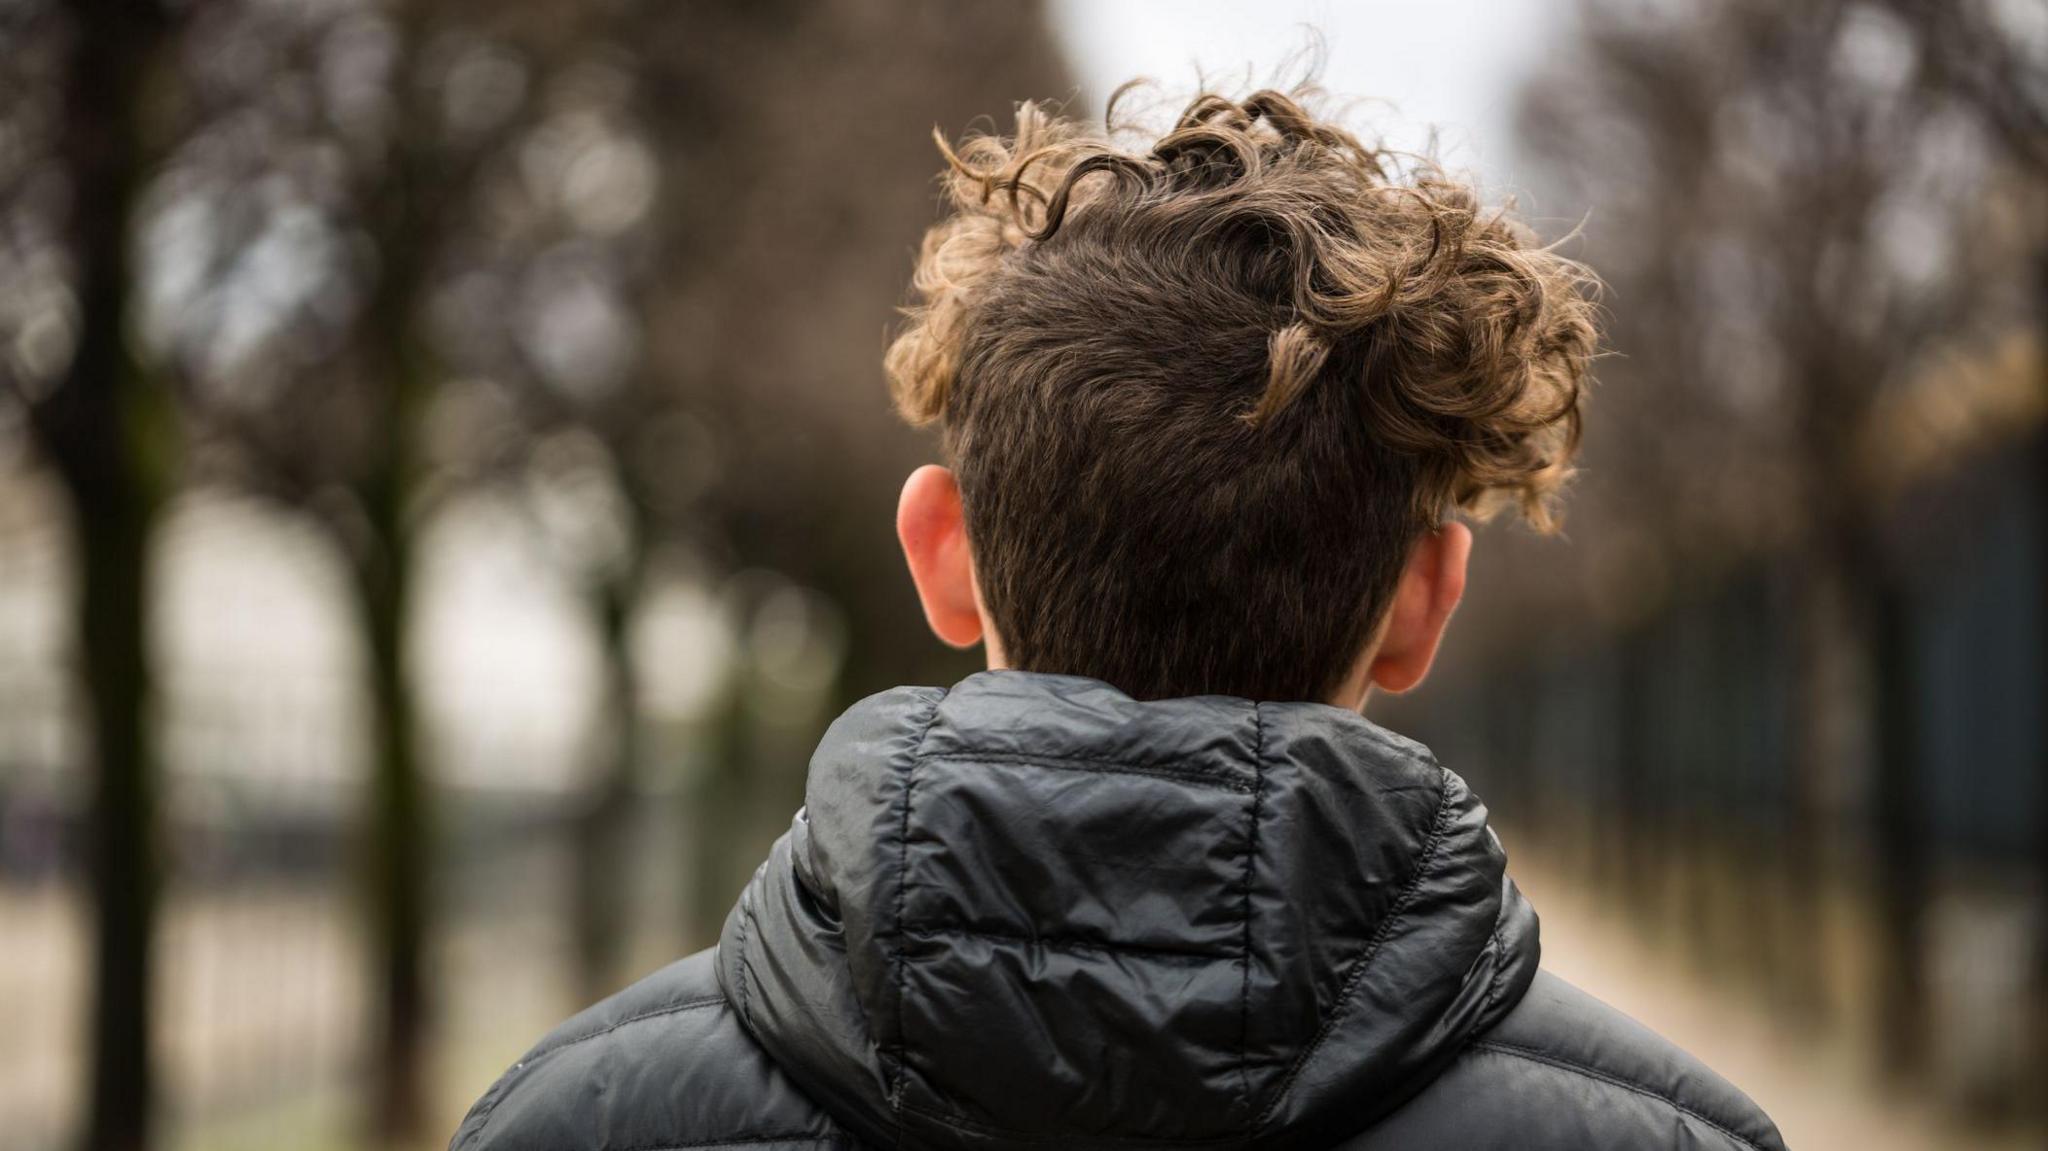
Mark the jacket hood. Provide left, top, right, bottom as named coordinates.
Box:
left=718, top=671, right=1540, bottom=1151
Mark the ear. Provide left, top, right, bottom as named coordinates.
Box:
left=1367, top=522, right=1472, bottom=695
left=897, top=464, right=985, bottom=649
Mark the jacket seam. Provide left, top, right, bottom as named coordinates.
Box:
left=529, top=997, right=729, bottom=1059
left=1254, top=767, right=1456, bottom=1127
left=1481, top=916, right=1509, bottom=1011
left=1237, top=702, right=1264, bottom=1132
left=735, top=884, right=759, bottom=1031
left=1468, top=1041, right=1765, bottom=1151
left=459, top=998, right=728, bottom=1148
left=919, top=750, right=1254, bottom=793
left=453, top=1075, right=516, bottom=1150
left=896, top=1098, right=1249, bottom=1148
left=890, top=689, right=947, bottom=1137
left=901, top=923, right=1235, bottom=962
left=598, top=1130, right=847, bottom=1138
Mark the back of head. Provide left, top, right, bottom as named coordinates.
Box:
left=886, top=87, right=1598, bottom=702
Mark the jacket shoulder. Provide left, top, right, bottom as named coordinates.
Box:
left=449, top=948, right=853, bottom=1151
left=1344, top=970, right=1786, bottom=1151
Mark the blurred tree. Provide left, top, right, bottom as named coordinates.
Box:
left=615, top=0, right=1075, bottom=946
left=404, top=43, right=671, bottom=1001
left=389, top=0, right=1077, bottom=981
left=252, top=0, right=1080, bottom=1008
left=436, top=0, right=1079, bottom=986
left=143, top=0, right=617, bottom=1138
left=0, top=0, right=179, bottom=1146
left=1521, top=0, right=2041, bottom=1075
left=1877, top=0, right=2048, bottom=1089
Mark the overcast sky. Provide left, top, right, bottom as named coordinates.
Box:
left=1048, top=0, right=1574, bottom=193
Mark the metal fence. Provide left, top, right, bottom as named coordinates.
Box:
left=1393, top=432, right=2046, bottom=1119
left=0, top=552, right=618, bottom=1150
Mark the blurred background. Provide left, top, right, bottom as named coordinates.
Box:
left=0, top=0, right=2041, bottom=1148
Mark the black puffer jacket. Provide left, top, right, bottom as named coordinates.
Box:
left=453, top=672, right=1786, bottom=1151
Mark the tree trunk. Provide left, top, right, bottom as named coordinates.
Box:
left=356, top=134, right=433, bottom=1147
left=1864, top=545, right=1929, bottom=1077
left=39, top=2, right=172, bottom=1147
left=1783, top=539, right=1845, bottom=1023
left=2033, top=251, right=2048, bottom=1107
left=72, top=445, right=156, bottom=1151
left=575, top=570, right=641, bottom=1002
left=1614, top=627, right=1659, bottom=923
left=355, top=484, right=428, bottom=1146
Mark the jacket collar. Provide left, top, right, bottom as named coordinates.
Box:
left=719, top=671, right=1539, bottom=1150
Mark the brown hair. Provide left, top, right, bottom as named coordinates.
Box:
left=886, top=86, right=1599, bottom=702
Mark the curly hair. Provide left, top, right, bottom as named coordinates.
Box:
left=885, top=86, right=1600, bottom=702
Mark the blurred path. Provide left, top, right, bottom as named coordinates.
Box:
left=1515, top=857, right=2036, bottom=1151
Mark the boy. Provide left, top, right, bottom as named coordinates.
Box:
left=453, top=87, right=1785, bottom=1151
